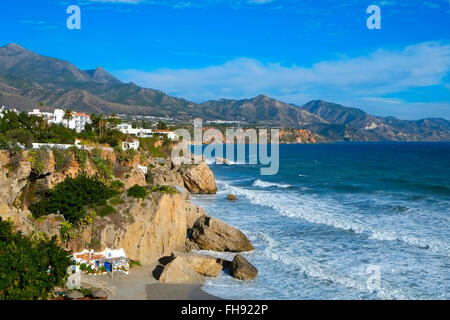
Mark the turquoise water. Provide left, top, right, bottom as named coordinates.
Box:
left=191, top=143, right=450, bottom=300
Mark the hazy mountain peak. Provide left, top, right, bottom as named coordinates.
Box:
left=0, top=44, right=448, bottom=141
left=85, top=66, right=122, bottom=84
left=3, top=43, right=26, bottom=51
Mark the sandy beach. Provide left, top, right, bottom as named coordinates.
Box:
left=93, top=265, right=221, bottom=300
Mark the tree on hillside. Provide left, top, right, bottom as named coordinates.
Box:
left=63, top=109, right=73, bottom=126
left=157, top=120, right=168, bottom=130
left=0, top=217, right=72, bottom=300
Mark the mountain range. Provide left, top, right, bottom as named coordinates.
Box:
left=0, top=43, right=448, bottom=142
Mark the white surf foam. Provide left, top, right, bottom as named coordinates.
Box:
left=252, top=179, right=292, bottom=188
left=247, top=231, right=409, bottom=300
left=216, top=180, right=450, bottom=257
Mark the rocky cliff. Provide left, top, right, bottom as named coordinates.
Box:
left=0, top=148, right=252, bottom=272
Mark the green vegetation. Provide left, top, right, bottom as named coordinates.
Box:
left=150, top=185, right=177, bottom=195
left=114, top=146, right=136, bottom=163
left=27, top=150, right=47, bottom=178
left=127, top=184, right=149, bottom=199
left=0, top=110, right=129, bottom=150
left=96, top=204, right=116, bottom=217
left=0, top=110, right=76, bottom=148
left=29, top=175, right=117, bottom=223
left=52, top=148, right=72, bottom=172
left=138, top=137, right=167, bottom=158
left=157, top=120, right=168, bottom=130
left=69, top=146, right=88, bottom=168
left=91, top=148, right=114, bottom=181
left=129, top=260, right=142, bottom=269
left=0, top=217, right=72, bottom=300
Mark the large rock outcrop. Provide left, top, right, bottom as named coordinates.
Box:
left=149, top=165, right=184, bottom=187
left=158, top=252, right=223, bottom=284
left=0, top=150, right=31, bottom=207
left=190, top=216, right=254, bottom=252
left=179, top=162, right=217, bottom=194
left=0, top=200, right=34, bottom=236
left=65, top=192, right=191, bottom=265
left=229, top=254, right=258, bottom=281
left=122, top=168, right=146, bottom=189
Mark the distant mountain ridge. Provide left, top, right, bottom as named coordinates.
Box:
left=0, top=43, right=448, bottom=142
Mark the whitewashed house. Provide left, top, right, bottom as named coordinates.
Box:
left=154, top=129, right=179, bottom=141
left=122, top=139, right=139, bottom=151
left=28, top=108, right=92, bottom=133
left=117, top=123, right=153, bottom=138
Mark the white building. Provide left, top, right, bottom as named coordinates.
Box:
left=154, top=129, right=179, bottom=141
left=28, top=108, right=92, bottom=133
left=0, top=105, right=19, bottom=117
left=117, top=123, right=153, bottom=137
left=122, top=139, right=140, bottom=151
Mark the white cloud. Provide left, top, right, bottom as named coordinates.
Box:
left=117, top=41, right=450, bottom=101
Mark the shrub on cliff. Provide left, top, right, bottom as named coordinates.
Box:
left=127, top=184, right=149, bottom=199
left=0, top=217, right=72, bottom=300
left=151, top=185, right=177, bottom=195
left=29, top=175, right=117, bottom=223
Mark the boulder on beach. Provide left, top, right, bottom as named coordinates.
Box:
left=92, top=289, right=108, bottom=299
left=190, top=216, right=254, bottom=252
left=178, top=162, right=217, bottom=194
left=67, top=290, right=84, bottom=300
left=158, top=252, right=223, bottom=284
left=229, top=254, right=258, bottom=281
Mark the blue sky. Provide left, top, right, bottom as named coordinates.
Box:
left=1, top=0, right=449, bottom=119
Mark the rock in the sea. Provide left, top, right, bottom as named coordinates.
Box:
left=190, top=216, right=254, bottom=252
left=158, top=252, right=223, bottom=284
left=229, top=254, right=258, bottom=281
left=227, top=194, right=237, bottom=201
left=92, top=289, right=108, bottom=299
left=67, top=290, right=84, bottom=299
left=178, top=162, right=217, bottom=194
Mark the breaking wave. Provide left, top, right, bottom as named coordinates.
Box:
left=217, top=180, right=450, bottom=257
left=252, top=179, right=292, bottom=189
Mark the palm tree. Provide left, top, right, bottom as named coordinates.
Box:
left=39, top=102, right=44, bottom=112
left=63, top=109, right=73, bottom=127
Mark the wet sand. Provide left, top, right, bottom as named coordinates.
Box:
left=99, top=265, right=221, bottom=300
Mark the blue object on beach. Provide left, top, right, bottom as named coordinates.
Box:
left=104, top=262, right=111, bottom=272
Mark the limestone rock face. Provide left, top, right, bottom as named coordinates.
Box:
left=158, top=252, right=223, bottom=284
left=122, top=168, right=146, bottom=190
left=179, top=162, right=217, bottom=194
left=34, top=214, right=65, bottom=239
left=190, top=216, right=254, bottom=252
left=0, top=202, right=34, bottom=236
left=229, top=254, right=258, bottom=280
left=149, top=166, right=184, bottom=187
left=66, top=192, right=189, bottom=265
left=184, top=201, right=207, bottom=229
left=0, top=150, right=31, bottom=206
